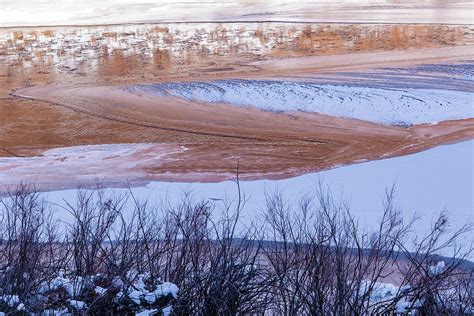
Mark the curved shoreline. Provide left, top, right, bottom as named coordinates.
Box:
left=3, top=69, right=473, bottom=190
left=1, top=35, right=473, bottom=190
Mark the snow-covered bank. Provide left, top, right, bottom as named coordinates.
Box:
left=125, top=80, right=474, bottom=125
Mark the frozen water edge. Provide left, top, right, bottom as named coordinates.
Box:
left=124, top=80, right=474, bottom=125
left=0, top=143, right=187, bottom=190
left=43, top=140, right=474, bottom=257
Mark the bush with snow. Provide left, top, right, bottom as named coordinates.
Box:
left=0, top=184, right=471, bottom=315
left=0, top=269, right=178, bottom=314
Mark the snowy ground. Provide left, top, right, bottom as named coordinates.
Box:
left=43, top=140, right=474, bottom=256
left=0, top=143, right=186, bottom=190
left=124, top=80, right=474, bottom=125
left=1, top=0, right=472, bottom=26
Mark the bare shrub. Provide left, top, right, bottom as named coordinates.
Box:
left=0, top=183, right=59, bottom=313
left=0, top=182, right=471, bottom=315
left=260, top=184, right=473, bottom=315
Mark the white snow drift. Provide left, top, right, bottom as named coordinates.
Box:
left=125, top=80, right=474, bottom=125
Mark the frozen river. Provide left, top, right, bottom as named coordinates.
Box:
left=45, top=139, right=473, bottom=244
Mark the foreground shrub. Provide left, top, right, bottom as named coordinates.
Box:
left=0, top=183, right=471, bottom=315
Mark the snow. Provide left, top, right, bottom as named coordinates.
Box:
left=124, top=281, right=178, bottom=305
left=0, top=295, right=20, bottom=307
left=144, top=292, right=158, bottom=304
left=162, top=306, right=173, bottom=316
left=136, top=308, right=172, bottom=316
left=95, top=286, right=107, bottom=295
left=40, top=273, right=84, bottom=298
left=360, top=281, right=427, bottom=313
left=68, top=300, right=87, bottom=310
left=360, top=280, right=399, bottom=302
left=0, top=143, right=185, bottom=190
left=429, top=261, right=446, bottom=276
left=129, top=290, right=143, bottom=305
left=136, top=309, right=158, bottom=316
left=111, top=273, right=178, bottom=308
left=125, top=80, right=474, bottom=125
left=27, top=270, right=178, bottom=313
left=0, top=0, right=471, bottom=26
left=112, top=276, right=124, bottom=288
left=155, top=282, right=179, bottom=299
left=0, top=270, right=177, bottom=313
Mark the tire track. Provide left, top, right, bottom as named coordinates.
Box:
left=10, top=91, right=329, bottom=145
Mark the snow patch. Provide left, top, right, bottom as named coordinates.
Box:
left=124, top=80, right=474, bottom=125
left=429, top=261, right=446, bottom=276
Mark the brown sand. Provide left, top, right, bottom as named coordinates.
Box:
left=0, top=23, right=473, bottom=188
